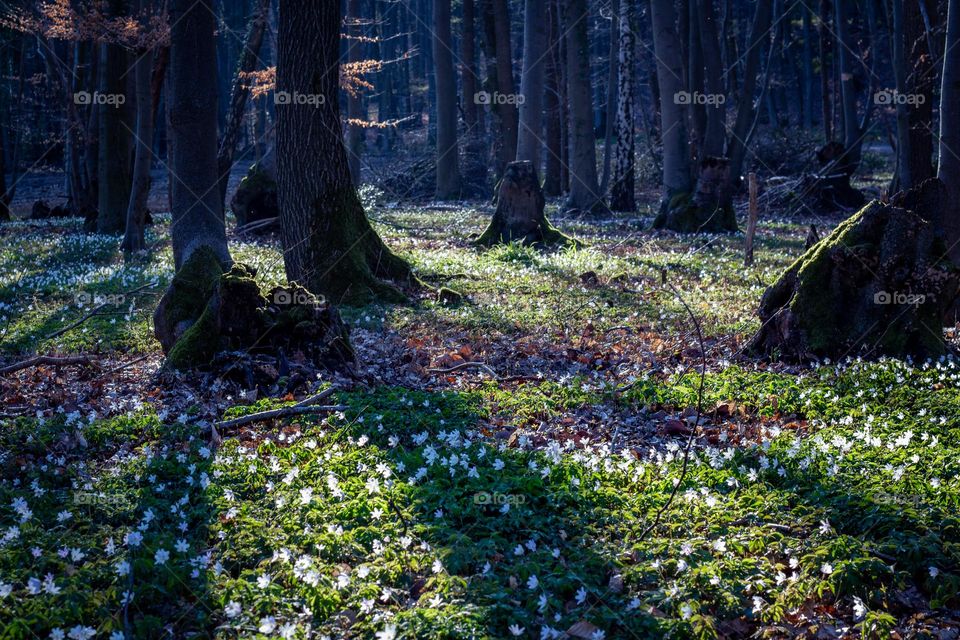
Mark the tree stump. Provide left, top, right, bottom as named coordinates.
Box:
left=475, top=161, right=577, bottom=247
left=154, top=247, right=353, bottom=370
left=748, top=179, right=958, bottom=361
left=230, top=162, right=278, bottom=230
left=652, top=157, right=738, bottom=233
left=795, top=142, right=866, bottom=214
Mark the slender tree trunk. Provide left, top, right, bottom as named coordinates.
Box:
left=819, top=0, right=833, bottom=141
left=461, top=0, right=487, bottom=180
left=433, top=0, right=461, bottom=198
left=609, top=0, right=635, bottom=212
left=599, top=0, right=619, bottom=193
left=277, top=0, right=411, bottom=304
left=834, top=0, right=863, bottom=171
left=516, top=0, right=547, bottom=169
left=121, top=40, right=155, bottom=254
left=346, top=0, right=365, bottom=185
left=96, top=35, right=133, bottom=234
left=650, top=0, right=691, bottom=207
left=563, top=0, right=601, bottom=211
left=686, top=0, right=706, bottom=163
left=491, top=0, right=519, bottom=168
left=891, top=0, right=912, bottom=192
left=543, top=0, right=563, bottom=195
left=802, top=6, right=815, bottom=129
left=167, top=0, right=229, bottom=269
left=697, top=0, right=726, bottom=157
left=938, top=0, right=960, bottom=262
left=217, top=0, right=270, bottom=207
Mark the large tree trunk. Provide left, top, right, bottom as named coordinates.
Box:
left=476, top=161, right=576, bottom=246
left=491, top=0, right=519, bottom=169
left=120, top=38, right=155, bottom=254
left=609, top=0, right=635, bottom=212
left=697, top=0, right=726, bottom=158
left=217, top=0, right=270, bottom=208
left=277, top=0, right=411, bottom=305
left=562, top=0, right=601, bottom=212
left=461, top=0, right=487, bottom=183
left=649, top=0, right=692, bottom=214
left=433, top=0, right=461, bottom=199
left=542, top=0, right=564, bottom=196
left=515, top=0, right=546, bottom=169
left=96, top=37, right=133, bottom=234
left=166, top=0, right=229, bottom=269
left=939, top=0, right=960, bottom=263
left=750, top=180, right=958, bottom=361
left=153, top=0, right=233, bottom=369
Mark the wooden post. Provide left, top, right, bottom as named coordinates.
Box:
left=744, top=172, right=759, bottom=266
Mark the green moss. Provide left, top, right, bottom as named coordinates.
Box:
left=160, top=246, right=226, bottom=337
left=165, top=294, right=220, bottom=369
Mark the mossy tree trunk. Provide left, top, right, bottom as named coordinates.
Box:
left=749, top=179, right=959, bottom=361
left=276, top=0, right=412, bottom=306
left=476, top=161, right=577, bottom=247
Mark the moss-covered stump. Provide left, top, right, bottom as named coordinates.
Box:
left=652, top=158, right=738, bottom=233
left=230, top=163, right=278, bottom=230
left=154, top=248, right=353, bottom=370
left=748, top=179, right=959, bottom=361
left=475, top=161, right=578, bottom=247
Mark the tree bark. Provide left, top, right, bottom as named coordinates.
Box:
left=819, top=0, right=833, bottom=141
left=217, top=0, right=270, bottom=208
left=461, top=0, right=487, bottom=180
left=649, top=0, right=691, bottom=208
left=433, top=0, right=461, bottom=199
left=697, top=0, right=726, bottom=158
left=599, top=0, right=619, bottom=194
left=834, top=0, right=864, bottom=172
left=167, top=0, right=229, bottom=269
left=476, top=161, right=575, bottom=246
left=609, top=0, right=635, bottom=212
left=543, top=0, right=564, bottom=195
left=938, top=0, right=960, bottom=262
left=96, top=36, right=133, bottom=234
left=276, top=0, right=412, bottom=304
left=491, top=0, right=519, bottom=169
left=563, top=0, right=601, bottom=212
left=516, top=0, right=547, bottom=169
left=121, top=39, right=155, bottom=254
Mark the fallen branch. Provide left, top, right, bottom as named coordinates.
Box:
left=236, top=217, right=278, bottom=234
left=0, top=354, right=92, bottom=376
left=293, top=385, right=340, bottom=407
left=427, top=361, right=499, bottom=378
left=103, top=353, right=153, bottom=376
left=214, top=403, right=348, bottom=432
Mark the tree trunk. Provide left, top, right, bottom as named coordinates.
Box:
left=461, top=0, right=487, bottom=182
left=433, top=0, right=461, bottom=199
left=562, top=0, right=601, bottom=212
left=697, top=0, right=726, bottom=158
left=217, top=0, right=270, bottom=208
left=599, top=0, right=619, bottom=194
left=491, top=0, right=519, bottom=169
left=938, top=0, right=960, bottom=262
left=609, top=0, right=635, bottom=212
left=802, top=6, right=815, bottom=130
left=277, top=0, right=412, bottom=305
left=819, top=0, right=833, bottom=141
left=649, top=0, right=692, bottom=211
left=834, top=0, right=864, bottom=172
left=121, top=40, right=155, bottom=254
left=516, top=0, right=547, bottom=169
left=166, top=0, right=229, bottom=269
left=476, top=161, right=576, bottom=246
left=96, top=39, right=133, bottom=234
left=543, top=0, right=563, bottom=196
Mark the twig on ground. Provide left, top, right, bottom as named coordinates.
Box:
left=636, top=281, right=708, bottom=542
left=213, top=403, right=348, bottom=432
left=428, top=361, right=499, bottom=379
left=103, top=354, right=153, bottom=376
left=293, top=385, right=340, bottom=407
left=0, top=354, right=92, bottom=376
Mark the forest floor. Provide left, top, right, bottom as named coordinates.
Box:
left=1, top=183, right=960, bottom=639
